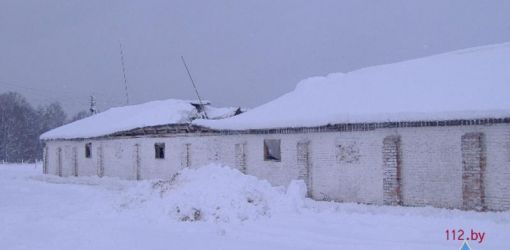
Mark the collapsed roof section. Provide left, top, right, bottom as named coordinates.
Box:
left=40, top=99, right=242, bottom=140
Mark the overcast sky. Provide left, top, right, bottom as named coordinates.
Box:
left=1, top=0, right=510, bottom=115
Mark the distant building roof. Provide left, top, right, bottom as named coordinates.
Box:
left=40, top=99, right=240, bottom=140
left=196, top=42, right=510, bottom=130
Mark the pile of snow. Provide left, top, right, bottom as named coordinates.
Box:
left=118, top=164, right=307, bottom=223
left=40, top=99, right=239, bottom=140
left=196, top=42, right=510, bottom=130
left=3, top=163, right=510, bottom=249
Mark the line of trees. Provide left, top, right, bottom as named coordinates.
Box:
left=0, top=92, right=90, bottom=163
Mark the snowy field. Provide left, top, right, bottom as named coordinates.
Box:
left=1, top=163, right=509, bottom=250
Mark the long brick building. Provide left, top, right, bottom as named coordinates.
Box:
left=41, top=42, right=510, bottom=211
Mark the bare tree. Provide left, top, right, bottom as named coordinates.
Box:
left=69, top=110, right=91, bottom=123
left=0, top=92, right=68, bottom=162
left=0, top=92, right=39, bottom=162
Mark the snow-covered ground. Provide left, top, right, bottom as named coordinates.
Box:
left=1, top=163, right=508, bottom=250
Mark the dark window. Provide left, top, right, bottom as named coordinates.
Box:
left=264, top=139, right=281, bottom=162
left=155, top=143, right=165, bottom=159
left=85, top=143, right=92, bottom=158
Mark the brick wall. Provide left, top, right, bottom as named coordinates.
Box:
left=44, top=123, right=510, bottom=211
left=297, top=141, right=311, bottom=197
left=235, top=143, right=247, bottom=173
left=383, top=135, right=401, bottom=205
left=461, top=132, right=486, bottom=211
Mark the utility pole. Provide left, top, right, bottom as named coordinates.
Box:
left=119, top=42, right=130, bottom=105
left=181, top=56, right=209, bottom=119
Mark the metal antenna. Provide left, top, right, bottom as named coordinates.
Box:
left=119, top=42, right=130, bottom=105
left=181, top=56, right=209, bottom=119
left=89, top=95, right=97, bottom=115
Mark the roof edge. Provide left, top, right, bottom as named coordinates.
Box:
left=42, top=117, right=510, bottom=142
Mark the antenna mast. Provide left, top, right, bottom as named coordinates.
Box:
left=181, top=56, right=209, bottom=119
left=119, top=42, right=130, bottom=105
left=89, top=95, right=97, bottom=115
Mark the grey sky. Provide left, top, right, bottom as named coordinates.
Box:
left=1, top=0, right=509, bottom=115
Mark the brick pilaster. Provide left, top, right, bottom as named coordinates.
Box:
left=297, top=141, right=312, bottom=197
left=383, top=135, right=402, bottom=205
left=57, top=147, right=62, bottom=177
left=72, top=147, right=78, bottom=177
left=97, top=145, right=104, bottom=177
left=461, top=132, right=486, bottom=211
left=235, top=143, right=247, bottom=173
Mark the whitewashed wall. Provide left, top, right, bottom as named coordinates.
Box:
left=484, top=125, right=510, bottom=210
left=43, top=123, right=510, bottom=211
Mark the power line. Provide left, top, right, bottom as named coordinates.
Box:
left=0, top=80, right=124, bottom=107
left=0, top=83, right=127, bottom=115
left=0, top=80, right=77, bottom=97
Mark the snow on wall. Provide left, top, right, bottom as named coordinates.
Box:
left=43, top=123, right=510, bottom=211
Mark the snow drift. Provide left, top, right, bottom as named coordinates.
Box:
left=196, top=42, right=510, bottom=130
left=118, top=164, right=307, bottom=223
left=3, top=164, right=510, bottom=249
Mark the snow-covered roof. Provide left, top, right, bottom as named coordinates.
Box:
left=41, top=99, right=239, bottom=140
left=196, top=42, right=510, bottom=130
